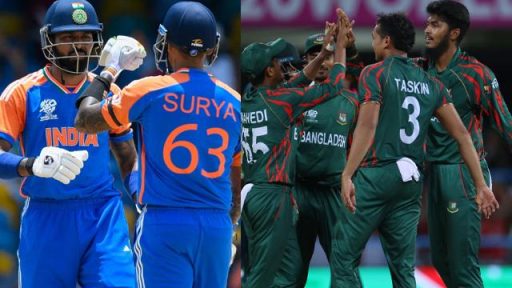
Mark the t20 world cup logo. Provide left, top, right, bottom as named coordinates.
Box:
left=40, top=99, right=58, bottom=121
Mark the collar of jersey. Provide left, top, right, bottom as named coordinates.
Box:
left=43, top=65, right=88, bottom=94
left=429, top=48, right=461, bottom=73
left=175, top=67, right=213, bottom=76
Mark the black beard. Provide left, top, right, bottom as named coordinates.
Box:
left=56, top=57, right=88, bottom=73
left=54, top=50, right=89, bottom=73
left=425, top=33, right=450, bottom=61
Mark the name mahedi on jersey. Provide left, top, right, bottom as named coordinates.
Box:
left=242, top=109, right=268, bottom=124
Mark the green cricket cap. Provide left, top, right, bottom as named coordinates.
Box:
left=304, top=33, right=325, bottom=54
left=241, top=38, right=287, bottom=79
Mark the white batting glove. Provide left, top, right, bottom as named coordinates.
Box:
left=32, top=147, right=89, bottom=185
left=99, top=36, right=146, bottom=78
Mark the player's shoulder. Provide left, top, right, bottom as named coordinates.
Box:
left=212, top=77, right=240, bottom=102
left=340, top=89, right=359, bottom=108
left=361, top=60, right=386, bottom=76
left=1, top=69, right=45, bottom=101
left=125, top=75, right=184, bottom=97
left=456, top=51, right=494, bottom=79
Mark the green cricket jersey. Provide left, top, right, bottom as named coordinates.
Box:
left=295, top=91, right=359, bottom=186
left=242, top=64, right=346, bottom=185
left=358, top=56, right=451, bottom=167
left=422, top=49, right=512, bottom=163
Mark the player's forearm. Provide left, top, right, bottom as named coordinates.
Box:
left=111, top=139, right=137, bottom=179
left=491, top=97, right=512, bottom=147
left=303, top=50, right=330, bottom=80
left=437, top=104, right=486, bottom=187
left=0, top=139, right=32, bottom=178
left=334, top=44, right=346, bottom=67
left=75, top=75, right=113, bottom=134
left=342, top=103, right=380, bottom=179
left=75, top=97, right=111, bottom=134
left=342, top=127, right=373, bottom=179
left=0, top=150, right=28, bottom=178
left=230, top=166, right=241, bottom=224
left=458, top=139, right=486, bottom=188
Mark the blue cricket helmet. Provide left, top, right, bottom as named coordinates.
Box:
left=40, top=0, right=103, bottom=74
left=153, top=1, right=220, bottom=73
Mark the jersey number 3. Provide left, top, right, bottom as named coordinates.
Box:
left=163, top=123, right=228, bottom=179
left=400, top=96, right=420, bottom=144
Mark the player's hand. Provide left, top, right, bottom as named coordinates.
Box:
left=99, top=36, right=146, bottom=78
left=322, top=21, right=337, bottom=54
left=230, top=208, right=241, bottom=225
left=341, top=174, right=356, bottom=213
left=230, top=226, right=240, bottom=266
left=32, top=147, right=88, bottom=184
left=336, top=8, right=351, bottom=48
left=475, top=185, right=499, bottom=219
left=346, top=20, right=356, bottom=49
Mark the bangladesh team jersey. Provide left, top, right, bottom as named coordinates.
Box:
left=295, top=90, right=359, bottom=186
left=100, top=68, right=241, bottom=212
left=0, top=65, right=132, bottom=200
left=420, top=49, right=512, bottom=164
left=358, top=56, right=451, bottom=167
left=242, top=64, right=346, bottom=185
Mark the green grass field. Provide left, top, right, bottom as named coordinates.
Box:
left=305, top=266, right=512, bottom=287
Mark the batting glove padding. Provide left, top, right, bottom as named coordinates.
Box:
left=99, top=35, right=146, bottom=76
left=32, top=147, right=88, bottom=185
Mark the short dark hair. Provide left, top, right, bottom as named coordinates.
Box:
left=427, top=0, right=470, bottom=45
left=376, top=13, right=415, bottom=53
left=248, top=59, right=276, bottom=86
left=250, top=70, right=266, bottom=86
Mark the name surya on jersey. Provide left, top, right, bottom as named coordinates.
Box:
left=45, top=127, right=99, bottom=147
left=163, top=92, right=237, bottom=122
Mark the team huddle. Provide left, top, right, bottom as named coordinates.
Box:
left=0, top=0, right=240, bottom=287
left=241, top=1, right=510, bottom=288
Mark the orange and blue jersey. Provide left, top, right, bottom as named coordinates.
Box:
left=100, top=68, right=241, bottom=211
left=0, top=65, right=132, bottom=200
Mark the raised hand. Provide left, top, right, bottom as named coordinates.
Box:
left=323, top=21, right=337, bottom=53
left=99, top=35, right=147, bottom=80
left=336, top=8, right=351, bottom=48
left=346, top=19, right=356, bottom=49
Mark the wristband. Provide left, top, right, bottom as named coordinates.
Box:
left=75, top=75, right=112, bottom=108
left=0, top=152, right=24, bottom=178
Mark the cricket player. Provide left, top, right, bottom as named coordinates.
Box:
left=0, top=0, right=137, bottom=287
left=240, top=10, right=350, bottom=288
left=421, top=1, right=510, bottom=286
left=334, top=13, right=498, bottom=287
left=293, top=32, right=360, bottom=287
left=74, top=2, right=241, bottom=287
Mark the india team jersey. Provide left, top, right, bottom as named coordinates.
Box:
left=100, top=68, right=241, bottom=211
left=0, top=66, right=132, bottom=199
left=358, top=56, right=452, bottom=167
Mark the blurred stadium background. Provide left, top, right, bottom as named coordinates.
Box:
left=242, top=0, right=512, bottom=287
left=0, top=0, right=240, bottom=287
